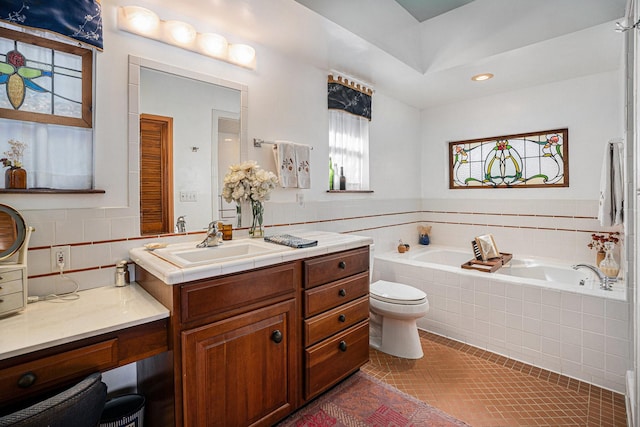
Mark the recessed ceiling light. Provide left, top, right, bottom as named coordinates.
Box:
left=471, top=73, right=494, bottom=82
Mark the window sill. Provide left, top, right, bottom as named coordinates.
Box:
left=326, top=190, right=374, bottom=193
left=0, top=188, right=106, bottom=194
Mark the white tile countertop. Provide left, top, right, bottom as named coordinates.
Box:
left=0, top=284, right=169, bottom=360
left=130, top=231, right=374, bottom=285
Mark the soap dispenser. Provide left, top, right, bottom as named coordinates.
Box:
left=115, top=260, right=129, bottom=287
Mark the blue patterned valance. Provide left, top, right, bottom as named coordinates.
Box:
left=328, top=75, right=372, bottom=121
left=0, top=0, right=103, bottom=50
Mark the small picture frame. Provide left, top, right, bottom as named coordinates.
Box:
left=475, top=234, right=500, bottom=261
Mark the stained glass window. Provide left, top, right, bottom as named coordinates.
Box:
left=449, top=129, right=568, bottom=189
left=0, top=26, right=92, bottom=128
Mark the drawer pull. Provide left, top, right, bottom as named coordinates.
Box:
left=17, top=372, right=37, bottom=388
left=271, top=330, right=283, bottom=344
left=338, top=261, right=346, bottom=269
left=338, top=289, right=346, bottom=297
left=339, top=341, right=347, bottom=352
left=338, top=314, right=346, bottom=322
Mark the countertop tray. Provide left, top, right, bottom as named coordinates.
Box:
left=461, top=252, right=513, bottom=273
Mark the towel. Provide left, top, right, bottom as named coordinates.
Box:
left=295, top=144, right=311, bottom=189
left=598, top=140, right=624, bottom=226
left=273, top=142, right=297, bottom=188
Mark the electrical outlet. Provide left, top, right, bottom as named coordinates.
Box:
left=50, top=245, right=71, bottom=272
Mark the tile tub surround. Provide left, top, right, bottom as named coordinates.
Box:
left=373, top=251, right=631, bottom=393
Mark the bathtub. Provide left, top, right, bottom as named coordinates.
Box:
left=379, top=246, right=625, bottom=299
left=372, top=244, right=630, bottom=393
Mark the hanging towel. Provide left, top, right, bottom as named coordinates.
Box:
left=598, top=140, right=624, bottom=226
left=273, top=142, right=297, bottom=188
left=295, top=144, right=311, bottom=189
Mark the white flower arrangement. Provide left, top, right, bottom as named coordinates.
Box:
left=222, top=160, right=278, bottom=203
left=1, top=139, right=27, bottom=169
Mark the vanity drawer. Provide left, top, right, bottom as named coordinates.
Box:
left=0, top=269, right=22, bottom=284
left=304, top=321, right=369, bottom=400
left=304, top=247, right=369, bottom=289
left=304, top=272, right=369, bottom=317
left=0, top=279, right=24, bottom=297
left=304, top=296, right=369, bottom=346
left=0, top=339, right=118, bottom=404
left=0, top=292, right=24, bottom=316
left=181, top=262, right=299, bottom=324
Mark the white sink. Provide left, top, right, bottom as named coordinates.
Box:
left=151, top=240, right=289, bottom=268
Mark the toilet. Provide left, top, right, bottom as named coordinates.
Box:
left=369, top=279, right=429, bottom=359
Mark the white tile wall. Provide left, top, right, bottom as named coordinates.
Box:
left=373, top=255, right=631, bottom=393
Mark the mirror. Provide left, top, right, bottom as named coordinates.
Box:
left=130, top=56, right=248, bottom=235
left=0, top=204, right=26, bottom=261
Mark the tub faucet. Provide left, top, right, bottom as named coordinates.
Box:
left=572, top=263, right=616, bottom=290
left=197, top=221, right=223, bottom=248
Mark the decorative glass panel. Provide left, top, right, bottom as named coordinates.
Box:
left=449, top=129, right=568, bottom=189
left=0, top=26, right=92, bottom=128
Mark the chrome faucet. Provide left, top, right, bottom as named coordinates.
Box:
left=572, top=263, right=616, bottom=290
left=197, top=221, right=223, bottom=248
left=176, top=215, right=186, bottom=233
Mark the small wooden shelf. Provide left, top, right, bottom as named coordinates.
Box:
left=0, top=188, right=105, bottom=194
left=461, top=253, right=513, bottom=273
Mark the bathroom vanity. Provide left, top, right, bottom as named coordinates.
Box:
left=131, top=231, right=372, bottom=427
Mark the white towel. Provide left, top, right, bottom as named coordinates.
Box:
left=295, top=144, right=311, bottom=189
left=273, top=142, right=297, bottom=188
left=598, top=140, right=624, bottom=226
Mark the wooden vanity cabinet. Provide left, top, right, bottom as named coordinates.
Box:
left=136, top=261, right=300, bottom=427
left=302, top=246, right=370, bottom=401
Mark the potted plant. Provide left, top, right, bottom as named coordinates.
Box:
left=1, top=139, right=27, bottom=189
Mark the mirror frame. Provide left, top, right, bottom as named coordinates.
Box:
left=0, top=204, right=27, bottom=261
left=128, top=55, right=248, bottom=236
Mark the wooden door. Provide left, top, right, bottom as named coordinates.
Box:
left=140, top=114, right=173, bottom=235
left=181, top=299, right=297, bottom=427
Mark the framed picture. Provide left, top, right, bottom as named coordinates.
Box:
left=475, top=234, right=500, bottom=261
left=449, top=128, right=568, bottom=189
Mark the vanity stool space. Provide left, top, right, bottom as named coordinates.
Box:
left=133, top=240, right=371, bottom=427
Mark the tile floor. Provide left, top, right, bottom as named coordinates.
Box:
left=362, top=330, right=627, bottom=427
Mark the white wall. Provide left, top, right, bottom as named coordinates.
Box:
left=421, top=70, right=623, bottom=200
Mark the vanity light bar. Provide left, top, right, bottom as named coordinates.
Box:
left=117, top=6, right=256, bottom=69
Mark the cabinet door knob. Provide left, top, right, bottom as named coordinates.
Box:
left=338, top=289, right=346, bottom=297
left=17, top=372, right=37, bottom=388
left=339, top=341, right=347, bottom=352
left=271, top=330, right=283, bottom=344
left=338, top=314, right=346, bottom=322
left=338, top=261, right=346, bottom=269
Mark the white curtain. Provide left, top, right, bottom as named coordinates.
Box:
left=328, top=110, right=369, bottom=190
left=0, top=118, right=93, bottom=189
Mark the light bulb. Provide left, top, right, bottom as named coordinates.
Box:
left=198, top=33, right=228, bottom=58
left=471, top=73, right=494, bottom=82
left=228, top=44, right=255, bottom=66
left=165, top=20, right=196, bottom=45
left=122, top=6, right=159, bottom=35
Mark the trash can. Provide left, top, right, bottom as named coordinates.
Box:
left=99, top=394, right=145, bottom=427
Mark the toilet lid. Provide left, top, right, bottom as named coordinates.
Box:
left=370, top=280, right=427, bottom=305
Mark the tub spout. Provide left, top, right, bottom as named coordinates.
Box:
left=572, top=264, right=615, bottom=290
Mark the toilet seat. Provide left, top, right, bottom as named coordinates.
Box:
left=370, top=280, right=427, bottom=305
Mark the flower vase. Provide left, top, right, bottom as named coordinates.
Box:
left=595, top=250, right=606, bottom=267
left=249, top=200, right=264, bottom=238
left=236, top=203, right=242, bottom=228
left=599, top=242, right=619, bottom=278
left=5, top=167, right=26, bottom=189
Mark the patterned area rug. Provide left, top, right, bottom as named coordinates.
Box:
left=276, top=371, right=470, bottom=427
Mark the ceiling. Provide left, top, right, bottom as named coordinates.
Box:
left=167, top=0, right=629, bottom=109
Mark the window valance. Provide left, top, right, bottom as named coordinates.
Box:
left=0, top=0, right=103, bottom=50
left=328, top=75, right=372, bottom=121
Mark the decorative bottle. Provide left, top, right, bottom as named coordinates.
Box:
left=339, top=166, right=346, bottom=190
left=329, top=157, right=334, bottom=190
left=598, top=241, right=619, bottom=278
